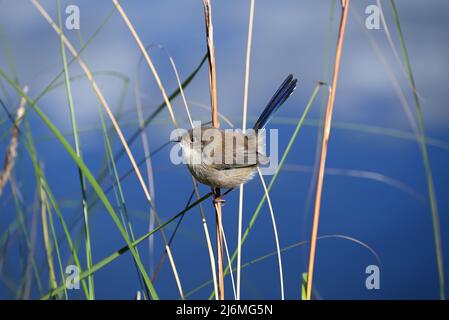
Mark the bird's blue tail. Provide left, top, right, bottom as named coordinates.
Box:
left=253, top=74, right=298, bottom=130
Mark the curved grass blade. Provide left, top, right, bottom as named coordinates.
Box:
left=0, top=69, right=159, bottom=299
left=390, top=0, right=445, bottom=300
left=189, top=234, right=381, bottom=299
left=40, top=191, right=213, bottom=300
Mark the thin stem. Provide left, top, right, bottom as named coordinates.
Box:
left=31, top=0, right=162, bottom=298
left=112, top=2, right=218, bottom=299
left=208, top=82, right=324, bottom=300
left=134, top=86, right=156, bottom=277
left=0, top=87, right=26, bottom=195
left=237, top=0, right=255, bottom=300
left=257, top=168, right=284, bottom=299
left=40, top=192, right=213, bottom=300
left=306, top=0, right=350, bottom=300
left=111, top=0, right=178, bottom=127
left=56, top=0, right=94, bottom=299
left=389, top=0, right=444, bottom=300
left=220, top=223, right=237, bottom=299
left=202, top=0, right=224, bottom=300
left=39, top=172, right=57, bottom=291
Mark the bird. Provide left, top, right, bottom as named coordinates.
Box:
left=177, top=74, right=298, bottom=189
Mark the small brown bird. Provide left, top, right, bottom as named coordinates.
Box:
left=178, top=74, right=297, bottom=189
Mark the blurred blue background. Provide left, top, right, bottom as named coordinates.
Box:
left=0, top=0, right=448, bottom=299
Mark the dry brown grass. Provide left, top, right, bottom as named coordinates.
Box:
left=0, top=87, right=26, bottom=196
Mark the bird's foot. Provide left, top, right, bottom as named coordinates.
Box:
left=213, top=197, right=226, bottom=206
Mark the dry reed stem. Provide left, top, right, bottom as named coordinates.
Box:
left=135, top=47, right=195, bottom=294
left=202, top=0, right=224, bottom=300
left=203, top=0, right=219, bottom=128
left=0, top=87, right=26, bottom=196
left=108, top=2, right=186, bottom=298
left=114, top=2, right=218, bottom=298
left=146, top=45, right=220, bottom=298
left=149, top=45, right=194, bottom=128
left=306, top=0, right=350, bottom=301
left=31, top=0, right=185, bottom=298
left=111, top=0, right=178, bottom=127
left=31, top=0, right=151, bottom=210
left=134, top=87, right=184, bottom=299
left=112, top=0, right=219, bottom=299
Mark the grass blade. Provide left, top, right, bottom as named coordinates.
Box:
left=390, top=0, right=445, bottom=300
left=56, top=0, right=94, bottom=299
left=40, top=191, right=213, bottom=300
left=0, top=70, right=159, bottom=299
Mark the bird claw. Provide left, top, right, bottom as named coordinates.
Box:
left=213, top=197, right=226, bottom=206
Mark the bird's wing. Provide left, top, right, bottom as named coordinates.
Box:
left=206, top=131, right=264, bottom=170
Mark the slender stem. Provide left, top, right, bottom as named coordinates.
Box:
left=0, top=87, right=26, bottom=195
left=31, top=0, right=154, bottom=230
left=306, top=0, right=350, bottom=301
left=257, top=168, right=284, bottom=299
left=188, top=234, right=380, bottom=299
left=40, top=191, right=213, bottom=300
left=237, top=0, right=255, bottom=300
left=56, top=0, right=94, bottom=299
left=111, top=1, right=218, bottom=299
left=202, top=0, right=224, bottom=300
left=111, top=0, right=177, bottom=127
left=220, top=223, right=237, bottom=299
left=5, top=8, right=158, bottom=297
left=135, top=86, right=156, bottom=277
left=208, top=83, right=324, bottom=300
left=203, top=0, right=219, bottom=128
left=213, top=189, right=224, bottom=300
left=389, top=0, right=444, bottom=300
left=39, top=172, right=57, bottom=291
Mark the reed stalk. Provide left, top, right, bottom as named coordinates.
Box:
left=202, top=0, right=224, bottom=300
left=305, top=0, right=350, bottom=300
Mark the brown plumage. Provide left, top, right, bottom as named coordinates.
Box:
left=178, top=74, right=298, bottom=189
left=180, top=128, right=266, bottom=188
